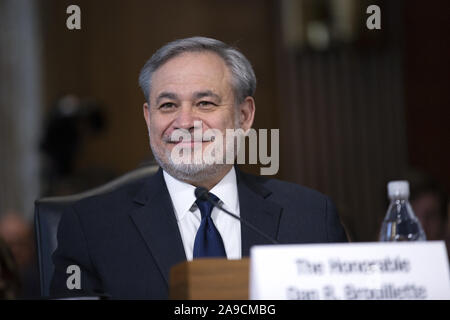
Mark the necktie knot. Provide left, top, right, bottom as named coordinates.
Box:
left=195, top=193, right=219, bottom=219
left=193, top=192, right=226, bottom=258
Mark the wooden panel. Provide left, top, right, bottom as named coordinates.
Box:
left=170, top=258, right=249, bottom=300
left=404, top=0, right=450, bottom=194
left=274, top=1, right=411, bottom=242
left=277, top=48, right=408, bottom=241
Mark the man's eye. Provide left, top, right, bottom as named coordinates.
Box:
left=159, top=102, right=176, bottom=109
left=197, top=101, right=216, bottom=107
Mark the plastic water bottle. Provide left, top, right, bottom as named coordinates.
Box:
left=379, top=180, right=426, bottom=241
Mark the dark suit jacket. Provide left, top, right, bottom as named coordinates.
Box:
left=50, top=167, right=347, bottom=299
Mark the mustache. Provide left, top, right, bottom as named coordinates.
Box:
left=163, top=130, right=217, bottom=143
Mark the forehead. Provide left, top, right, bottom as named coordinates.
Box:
left=150, top=51, right=233, bottom=101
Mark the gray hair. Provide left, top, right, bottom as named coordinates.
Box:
left=138, top=37, right=256, bottom=104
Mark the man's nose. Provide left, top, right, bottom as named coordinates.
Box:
left=173, top=105, right=197, bottom=131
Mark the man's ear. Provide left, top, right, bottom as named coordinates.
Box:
left=143, top=102, right=150, bottom=128
left=239, top=96, right=255, bottom=131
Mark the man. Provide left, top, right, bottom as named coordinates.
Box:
left=50, top=37, right=347, bottom=299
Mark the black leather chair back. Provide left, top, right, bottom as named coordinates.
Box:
left=34, top=165, right=159, bottom=297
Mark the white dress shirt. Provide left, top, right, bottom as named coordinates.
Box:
left=163, top=167, right=242, bottom=261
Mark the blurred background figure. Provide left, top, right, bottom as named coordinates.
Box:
left=39, top=94, right=113, bottom=197
left=40, top=95, right=105, bottom=179
left=0, top=236, right=20, bottom=299
left=0, top=212, right=39, bottom=298
left=407, top=170, right=450, bottom=257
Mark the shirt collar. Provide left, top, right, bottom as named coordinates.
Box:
left=209, top=167, right=239, bottom=215
left=163, top=167, right=239, bottom=221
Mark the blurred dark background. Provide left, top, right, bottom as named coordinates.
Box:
left=0, top=0, right=449, bottom=298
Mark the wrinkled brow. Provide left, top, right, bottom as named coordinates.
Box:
left=193, top=90, right=221, bottom=103
left=155, top=92, right=178, bottom=105
left=155, top=90, right=222, bottom=105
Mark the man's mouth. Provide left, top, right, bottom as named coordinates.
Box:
left=167, top=140, right=213, bottom=147
left=165, top=136, right=216, bottom=144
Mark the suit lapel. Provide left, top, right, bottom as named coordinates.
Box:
left=128, top=168, right=186, bottom=286
left=236, top=168, right=282, bottom=257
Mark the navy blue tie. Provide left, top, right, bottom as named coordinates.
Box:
left=193, top=193, right=227, bottom=258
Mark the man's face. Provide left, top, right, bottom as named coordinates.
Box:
left=143, top=51, right=254, bottom=182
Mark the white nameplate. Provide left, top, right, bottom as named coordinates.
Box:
left=249, top=241, right=450, bottom=300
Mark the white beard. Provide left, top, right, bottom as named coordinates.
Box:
left=149, top=135, right=236, bottom=183
left=151, top=144, right=223, bottom=183
left=149, top=118, right=241, bottom=182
